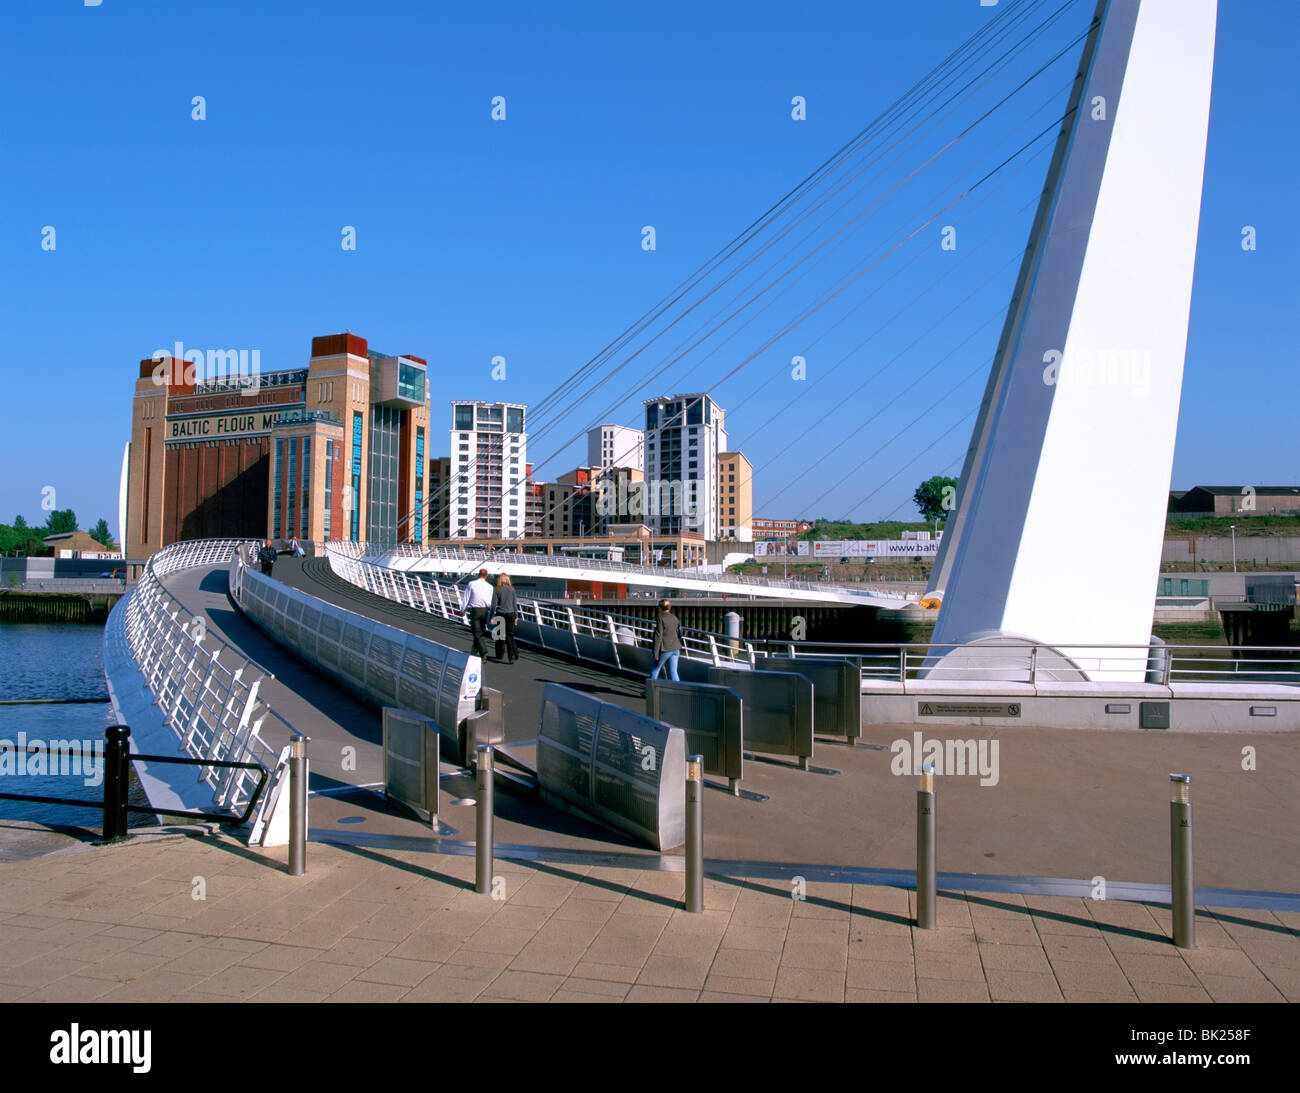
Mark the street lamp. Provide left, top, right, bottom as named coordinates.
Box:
left=1230, top=524, right=1237, bottom=573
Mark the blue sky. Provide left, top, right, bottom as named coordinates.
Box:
left=1, top=0, right=1295, bottom=539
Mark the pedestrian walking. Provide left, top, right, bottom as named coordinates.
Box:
left=258, top=539, right=277, bottom=576
left=649, top=598, right=682, bottom=681
left=490, top=573, right=519, bottom=663
left=461, top=568, right=494, bottom=658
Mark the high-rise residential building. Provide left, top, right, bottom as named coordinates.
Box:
left=641, top=394, right=726, bottom=538
left=125, top=332, right=431, bottom=555
left=427, top=456, right=451, bottom=540
left=447, top=401, right=527, bottom=539
left=524, top=463, right=544, bottom=537
left=591, top=466, right=644, bottom=534
left=588, top=423, right=644, bottom=472
left=717, top=451, right=753, bottom=542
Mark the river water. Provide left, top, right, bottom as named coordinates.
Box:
left=0, top=622, right=115, bottom=829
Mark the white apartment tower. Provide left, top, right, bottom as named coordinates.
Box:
left=587, top=423, right=644, bottom=472
left=448, top=401, right=527, bottom=539
left=641, top=393, right=726, bottom=538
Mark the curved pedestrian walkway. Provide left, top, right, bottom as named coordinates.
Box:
left=150, top=557, right=1300, bottom=896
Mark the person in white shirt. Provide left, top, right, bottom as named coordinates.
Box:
left=461, top=569, right=494, bottom=657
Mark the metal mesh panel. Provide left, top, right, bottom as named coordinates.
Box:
left=366, top=633, right=403, bottom=701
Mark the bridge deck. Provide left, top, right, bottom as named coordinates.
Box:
left=153, top=559, right=1300, bottom=893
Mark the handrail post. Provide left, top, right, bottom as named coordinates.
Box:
left=899, top=645, right=907, bottom=683
left=605, top=614, right=621, bottom=670
left=288, top=734, right=309, bottom=876
left=102, top=725, right=131, bottom=842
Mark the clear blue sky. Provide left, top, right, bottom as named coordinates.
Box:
left=1, top=0, right=1295, bottom=540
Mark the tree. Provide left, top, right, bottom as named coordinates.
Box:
left=43, top=509, right=78, bottom=536
left=0, top=518, right=44, bottom=556
left=913, top=476, right=959, bottom=523
left=89, top=518, right=116, bottom=550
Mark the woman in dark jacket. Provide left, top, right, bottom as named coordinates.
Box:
left=490, top=573, right=519, bottom=663
left=649, top=599, right=682, bottom=681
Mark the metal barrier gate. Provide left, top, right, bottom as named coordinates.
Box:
left=537, top=682, right=686, bottom=850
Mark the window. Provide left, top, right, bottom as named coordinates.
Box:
left=397, top=362, right=425, bottom=402
left=273, top=438, right=283, bottom=538
left=455, top=405, right=474, bottom=430
left=323, top=439, right=333, bottom=540
left=287, top=437, right=298, bottom=538
left=301, top=437, right=311, bottom=538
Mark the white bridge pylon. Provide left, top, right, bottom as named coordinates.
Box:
left=362, top=547, right=916, bottom=609
left=927, top=0, right=1218, bottom=681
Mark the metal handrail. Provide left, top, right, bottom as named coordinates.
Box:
left=747, top=637, right=1300, bottom=685
left=113, top=539, right=294, bottom=811
left=0, top=739, right=269, bottom=829
left=322, top=542, right=756, bottom=669
left=342, top=539, right=915, bottom=603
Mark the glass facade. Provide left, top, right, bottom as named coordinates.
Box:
left=323, top=439, right=333, bottom=540
left=367, top=404, right=401, bottom=543
left=454, top=404, right=473, bottom=430
left=300, top=437, right=311, bottom=539
left=287, top=437, right=298, bottom=538
left=398, top=362, right=425, bottom=403
left=273, top=438, right=283, bottom=538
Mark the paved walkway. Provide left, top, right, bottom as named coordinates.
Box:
left=0, top=830, right=1294, bottom=1003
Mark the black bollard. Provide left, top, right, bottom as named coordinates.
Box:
left=102, top=725, right=131, bottom=842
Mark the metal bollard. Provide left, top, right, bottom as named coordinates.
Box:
left=476, top=745, right=494, bottom=895
left=916, top=763, right=936, bottom=930
left=102, top=725, right=131, bottom=842
left=685, top=754, right=704, bottom=913
left=288, top=734, right=309, bottom=876
left=1170, top=773, right=1195, bottom=949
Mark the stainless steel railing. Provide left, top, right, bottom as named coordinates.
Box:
left=750, top=638, right=1300, bottom=685
left=338, top=539, right=915, bottom=604
left=115, top=539, right=294, bottom=812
